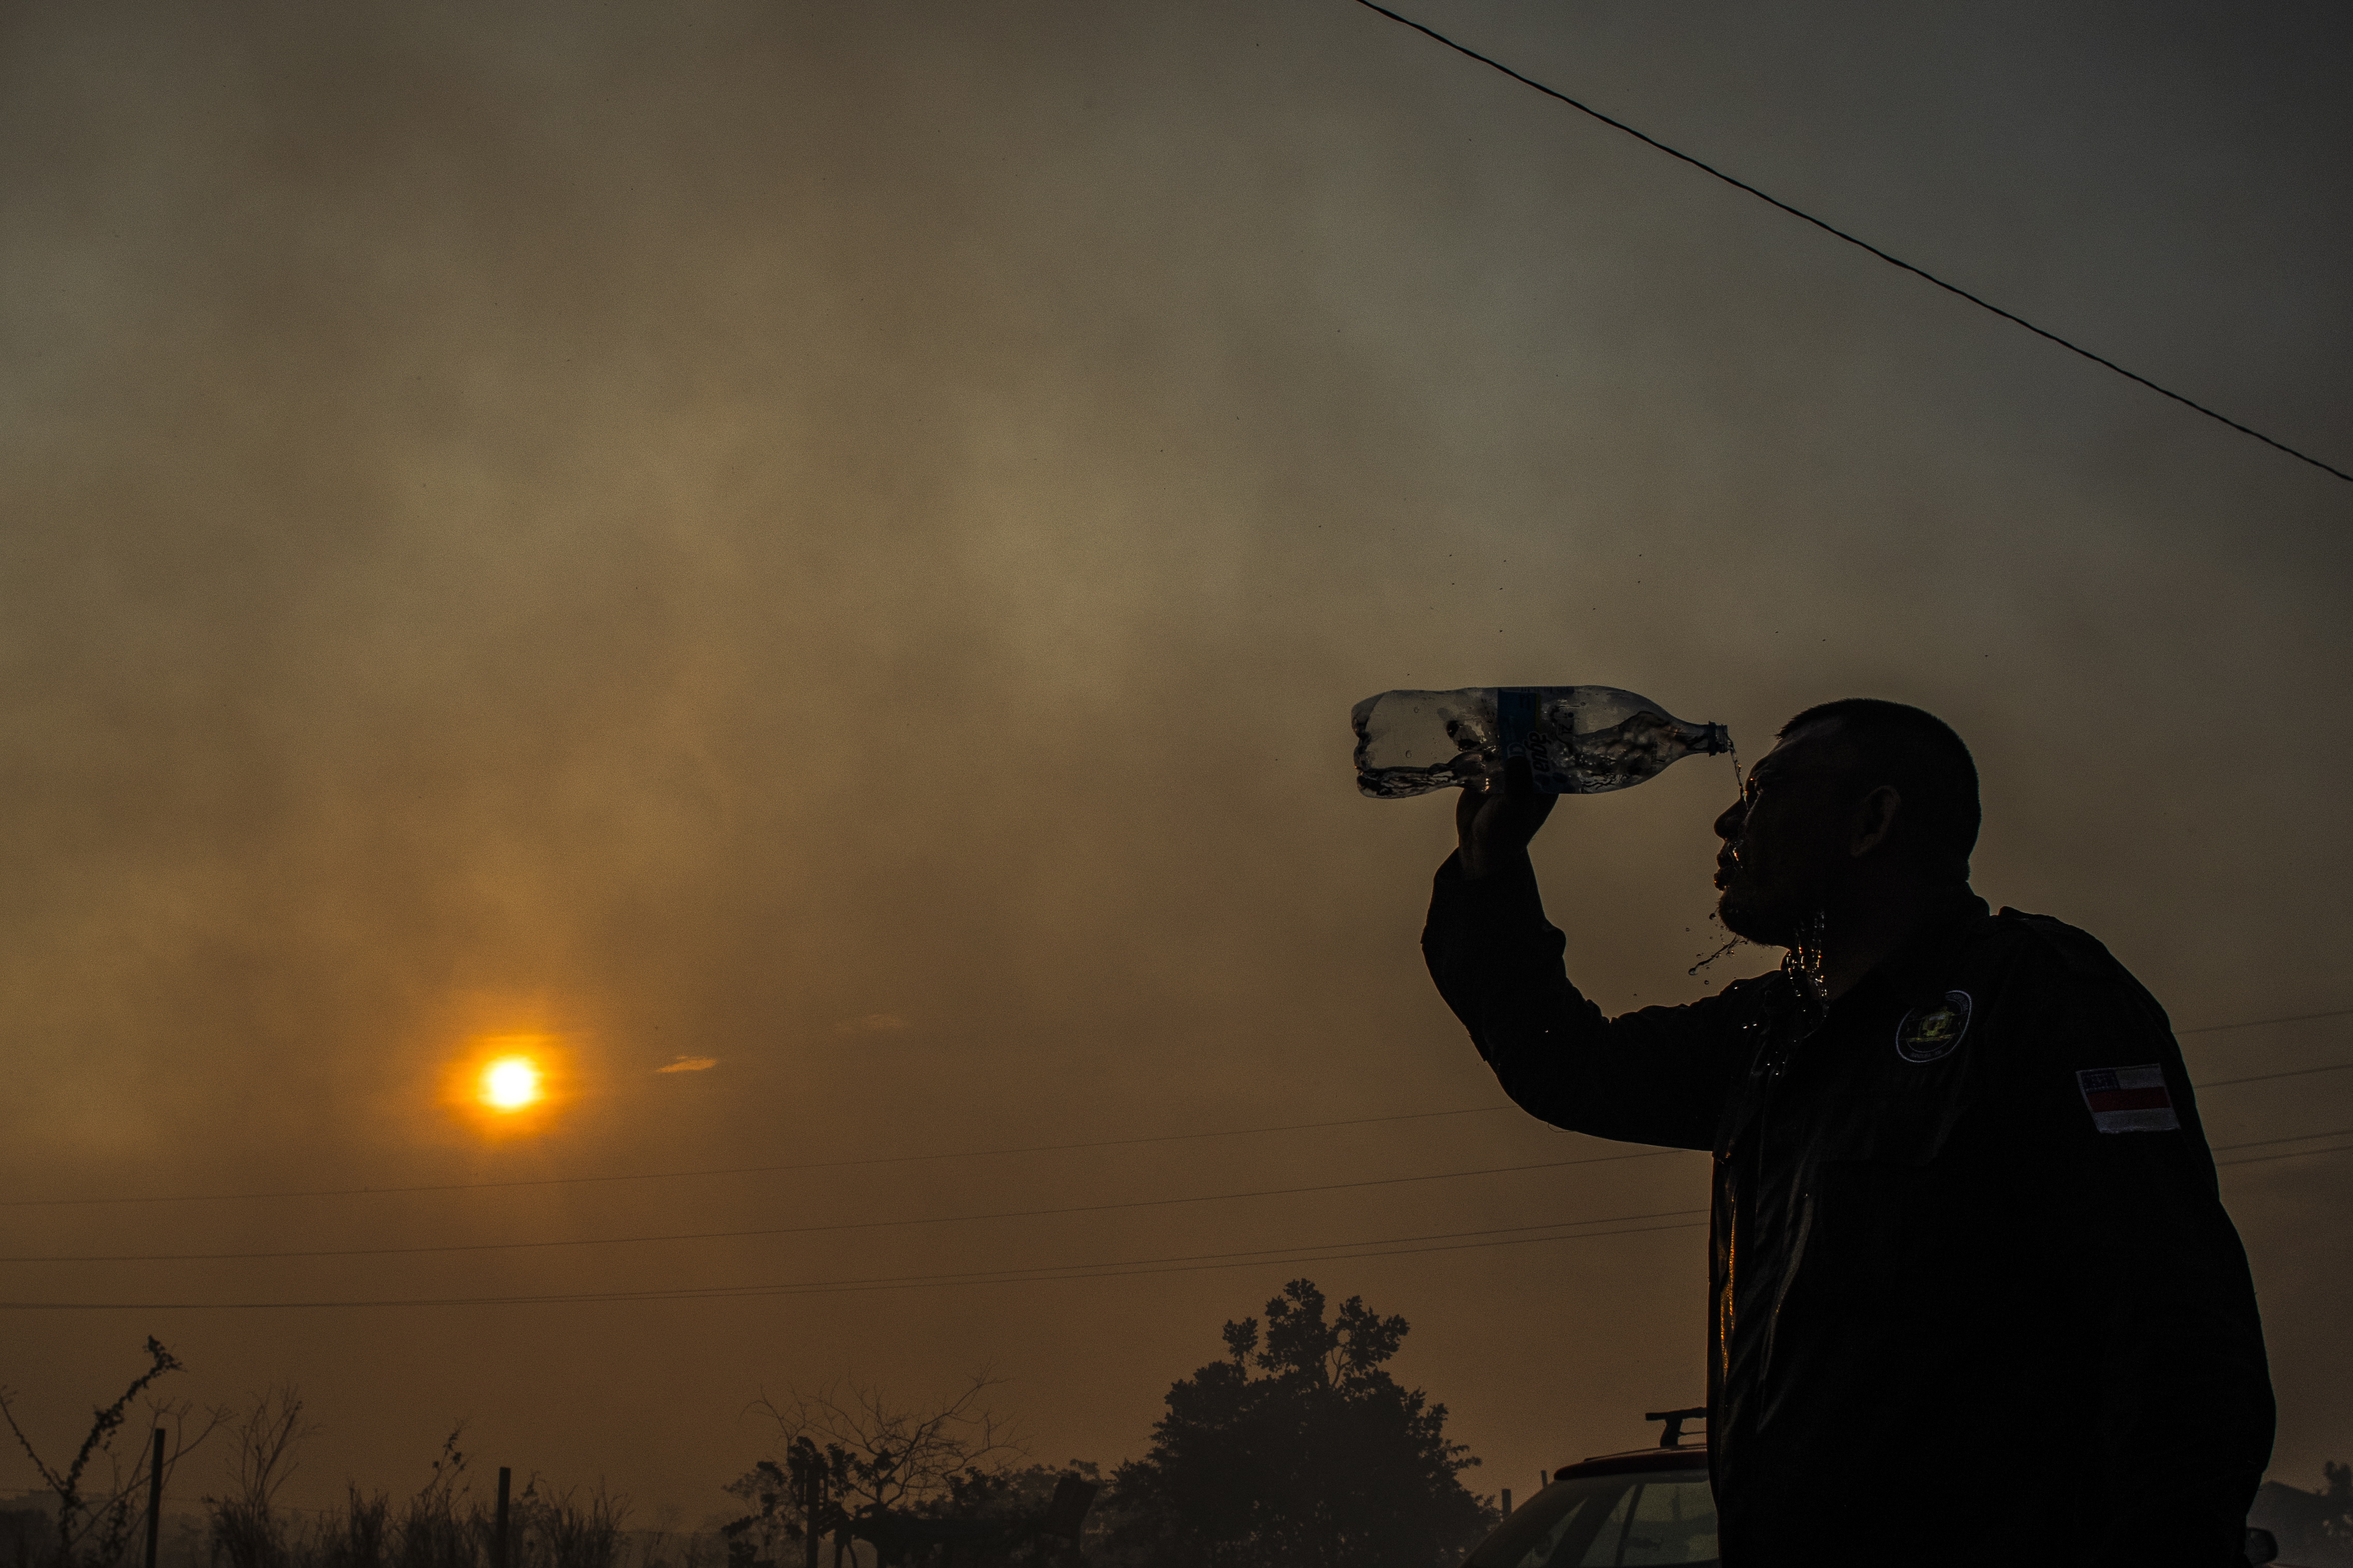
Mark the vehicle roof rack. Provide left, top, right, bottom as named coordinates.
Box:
left=1643, top=1407, right=1708, bottom=1449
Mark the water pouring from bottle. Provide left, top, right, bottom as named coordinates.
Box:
left=1351, top=685, right=1729, bottom=799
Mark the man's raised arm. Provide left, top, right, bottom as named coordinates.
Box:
left=1421, top=760, right=1754, bottom=1152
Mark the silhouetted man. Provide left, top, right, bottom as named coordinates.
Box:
left=1422, top=699, right=2272, bottom=1567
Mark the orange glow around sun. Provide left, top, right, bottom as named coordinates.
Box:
left=442, top=1029, right=570, bottom=1136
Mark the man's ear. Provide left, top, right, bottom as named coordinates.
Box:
left=1848, top=784, right=1901, bottom=859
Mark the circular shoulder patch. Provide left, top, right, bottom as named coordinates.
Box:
left=1895, top=990, right=1973, bottom=1063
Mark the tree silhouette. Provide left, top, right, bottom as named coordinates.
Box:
left=1109, top=1280, right=1492, bottom=1568
left=723, top=1377, right=1024, bottom=1567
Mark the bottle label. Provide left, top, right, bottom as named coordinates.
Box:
left=1496, top=688, right=1567, bottom=793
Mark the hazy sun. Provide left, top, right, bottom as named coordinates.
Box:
left=479, top=1055, right=542, bottom=1112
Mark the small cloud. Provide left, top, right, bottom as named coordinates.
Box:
left=655, top=1055, right=720, bottom=1074
left=835, top=1013, right=910, bottom=1036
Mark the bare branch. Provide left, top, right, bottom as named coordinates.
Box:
left=738, top=1375, right=1027, bottom=1519
left=214, top=1388, right=319, bottom=1516
left=4, top=1336, right=189, bottom=1567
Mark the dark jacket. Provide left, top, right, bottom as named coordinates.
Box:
left=1423, top=854, right=2273, bottom=1567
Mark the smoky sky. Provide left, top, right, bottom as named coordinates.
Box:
left=3, top=0, right=2349, bottom=1524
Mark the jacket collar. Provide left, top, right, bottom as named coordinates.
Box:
left=1844, top=886, right=1990, bottom=1014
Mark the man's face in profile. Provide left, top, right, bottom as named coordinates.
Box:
left=1711, top=720, right=1859, bottom=947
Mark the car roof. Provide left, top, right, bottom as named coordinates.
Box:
left=1551, top=1448, right=1710, bottom=1480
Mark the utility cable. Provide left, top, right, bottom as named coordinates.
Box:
left=2179, top=1006, right=2353, bottom=1036
left=0, top=1104, right=1520, bottom=1210
left=10, top=1133, right=2333, bottom=1309
left=0, top=1210, right=1714, bottom=1311
left=2210, top=1124, right=2353, bottom=1153
left=11, top=1112, right=2340, bottom=1270
left=4, top=1112, right=2339, bottom=1304
left=2216, top=1143, right=2353, bottom=1169
left=7, top=1012, right=2344, bottom=1215
left=11, top=1115, right=2344, bottom=1305
left=0, top=1146, right=1701, bottom=1265
left=1346, top=0, right=2353, bottom=486
left=2192, top=1061, right=2353, bottom=1089
left=450, top=1209, right=1713, bottom=1305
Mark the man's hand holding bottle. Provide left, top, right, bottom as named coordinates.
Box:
left=1456, top=757, right=1557, bottom=881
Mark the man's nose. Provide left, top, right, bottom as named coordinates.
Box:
left=1713, top=798, right=1745, bottom=843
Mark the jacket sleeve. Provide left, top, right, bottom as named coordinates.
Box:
left=1994, top=935, right=2274, bottom=1567
left=1421, top=851, right=1754, bottom=1151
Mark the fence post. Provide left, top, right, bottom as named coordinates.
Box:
left=495, top=1467, right=512, bottom=1568
left=144, top=1428, right=165, bottom=1568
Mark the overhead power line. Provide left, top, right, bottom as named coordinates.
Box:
left=11, top=1111, right=2340, bottom=1270
left=0, top=1104, right=1519, bottom=1210
left=2209, top=1124, right=2353, bottom=1153
left=9, top=1128, right=2341, bottom=1311
left=2217, top=1142, right=2353, bottom=1169
left=6, top=1011, right=2343, bottom=1216
left=2179, top=1006, right=2353, bottom=1037
left=0, top=1209, right=1714, bottom=1312
left=2192, top=1061, right=2353, bottom=1090
left=22, top=1120, right=2349, bottom=1309
left=0, top=1146, right=1700, bottom=1265
left=1346, top=0, right=2353, bottom=486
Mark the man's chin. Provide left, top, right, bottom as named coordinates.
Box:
left=1716, top=890, right=1799, bottom=948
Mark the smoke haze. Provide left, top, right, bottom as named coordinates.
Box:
left=3, top=0, right=2348, bottom=1520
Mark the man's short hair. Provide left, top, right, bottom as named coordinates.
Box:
left=1779, top=698, right=1980, bottom=883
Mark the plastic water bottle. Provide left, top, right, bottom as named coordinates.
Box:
left=1351, top=686, right=1729, bottom=799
